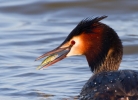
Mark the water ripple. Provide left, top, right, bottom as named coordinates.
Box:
left=0, top=0, right=138, bottom=100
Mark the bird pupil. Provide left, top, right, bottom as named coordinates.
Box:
left=71, top=40, right=75, bottom=45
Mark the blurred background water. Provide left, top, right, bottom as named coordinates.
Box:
left=0, top=0, right=138, bottom=100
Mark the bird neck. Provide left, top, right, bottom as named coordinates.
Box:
left=86, top=27, right=123, bottom=74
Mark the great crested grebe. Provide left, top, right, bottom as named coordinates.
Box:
left=36, top=16, right=138, bottom=100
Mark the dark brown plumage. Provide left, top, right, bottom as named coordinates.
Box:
left=80, top=70, right=138, bottom=100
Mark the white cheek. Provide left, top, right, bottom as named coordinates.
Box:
left=66, top=37, right=82, bottom=57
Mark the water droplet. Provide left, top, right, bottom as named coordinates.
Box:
left=94, top=89, right=97, bottom=92
left=107, top=87, right=109, bottom=90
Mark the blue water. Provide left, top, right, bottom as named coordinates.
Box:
left=0, top=0, right=138, bottom=100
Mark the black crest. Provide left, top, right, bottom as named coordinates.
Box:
left=75, top=15, right=107, bottom=34
left=61, top=16, right=107, bottom=45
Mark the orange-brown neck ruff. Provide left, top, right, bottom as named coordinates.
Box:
left=80, top=23, right=123, bottom=73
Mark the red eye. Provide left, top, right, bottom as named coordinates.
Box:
left=71, top=40, right=75, bottom=45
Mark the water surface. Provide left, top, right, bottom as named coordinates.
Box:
left=0, top=0, right=138, bottom=100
